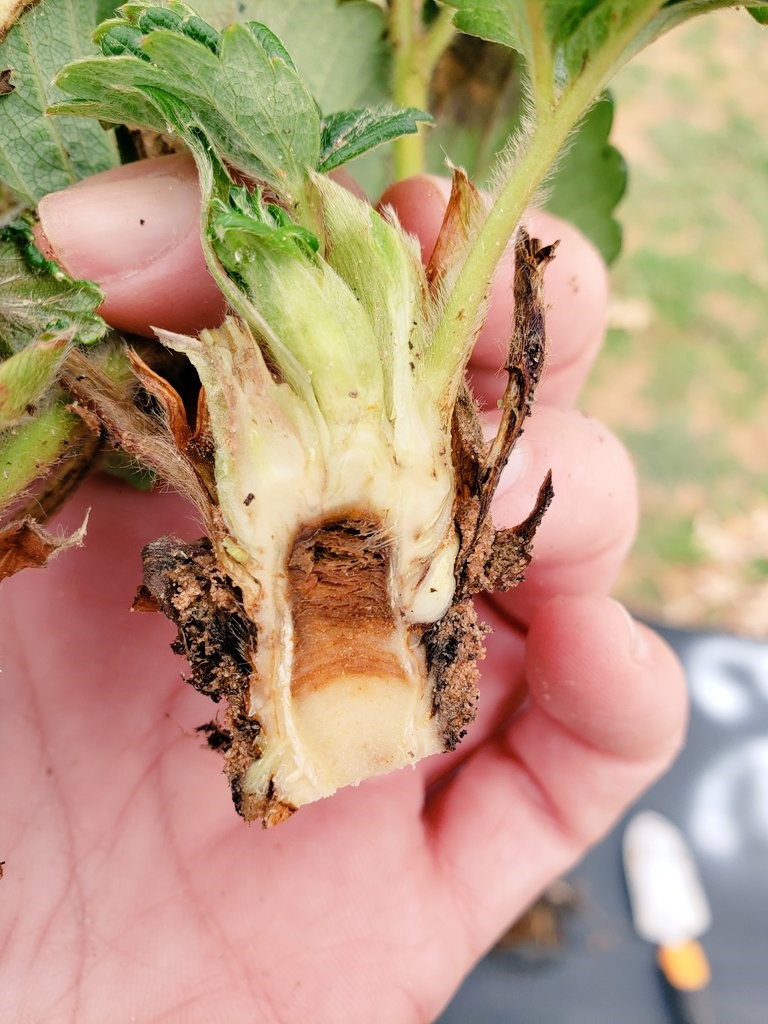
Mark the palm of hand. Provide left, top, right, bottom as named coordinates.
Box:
left=0, top=480, right=502, bottom=1020
left=0, top=480, right=519, bottom=1020
left=1, top=477, right=682, bottom=1023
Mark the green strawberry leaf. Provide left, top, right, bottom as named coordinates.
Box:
left=52, top=4, right=429, bottom=205
left=0, top=221, right=106, bottom=358
left=190, top=0, right=389, bottom=112
left=53, top=8, right=322, bottom=204
left=0, top=0, right=120, bottom=205
left=443, top=1, right=531, bottom=55
left=319, top=107, right=433, bottom=173
left=443, top=1, right=768, bottom=102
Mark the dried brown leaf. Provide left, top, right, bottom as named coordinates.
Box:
left=479, top=230, right=557, bottom=522
left=426, top=166, right=485, bottom=295
left=450, top=228, right=556, bottom=598
left=0, top=510, right=87, bottom=580
left=61, top=348, right=211, bottom=519
left=128, top=347, right=191, bottom=449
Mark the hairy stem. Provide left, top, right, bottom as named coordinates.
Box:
left=525, top=0, right=555, bottom=121
left=0, top=396, right=88, bottom=511
left=390, top=0, right=423, bottom=179
left=423, top=5, right=458, bottom=72
left=390, top=0, right=456, bottom=179
left=427, top=0, right=664, bottom=405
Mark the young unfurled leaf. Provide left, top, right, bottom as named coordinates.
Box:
left=319, top=107, right=433, bottom=173
left=201, top=0, right=392, bottom=192
left=53, top=7, right=322, bottom=204
left=52, top=4, right=429, bottom=208
left=0, top=225, right=106, bottom=356
left=0, top=0, right=119, bottom=204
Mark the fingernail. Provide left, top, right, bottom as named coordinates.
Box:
left=38, top=161, right=199, bottom=283
left=488, top=439, right=530, bottom=527
left=609, top=597, right=650, bottom=662
left=412, top=173, right=452, bottom=200
left=495, top=441, right=529, bottom=494
left=376, top=174, right=452, bottom=264
left=499, top=438, right=528, bottom=489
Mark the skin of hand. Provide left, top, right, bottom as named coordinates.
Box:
left=1, top=157, right=687, bottom=1023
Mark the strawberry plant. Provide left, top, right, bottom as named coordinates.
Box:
left=1, top=0, right=765, bottom=825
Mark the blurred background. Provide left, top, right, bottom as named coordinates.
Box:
left=440, top=11, right=768, bottom=1020
left=584, top=7, right=767, bottom=637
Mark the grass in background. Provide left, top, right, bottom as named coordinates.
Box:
left=584, top=10, right=768, bottom=634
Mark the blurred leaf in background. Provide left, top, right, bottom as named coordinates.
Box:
left=193, top=0, right=389, bottom=112
left=0, top=0, right=120, bottom=205
left=425, top=32, right=626, bottom=263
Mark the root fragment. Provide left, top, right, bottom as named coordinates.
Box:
left=134, top=536, right=289, bottom=821
left=450, top=228, right=557, bottom=599
left=137, top=536, right=254, bottom=702
left=424, top=598, right=488, bottom=749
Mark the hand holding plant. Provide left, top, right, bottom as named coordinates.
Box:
left=1, top=166, right=686, bottom=1020
left=1, top=1, right=764, bottom=1014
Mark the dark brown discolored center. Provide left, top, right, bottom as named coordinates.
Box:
left=287, top=517, right=406, bottom=697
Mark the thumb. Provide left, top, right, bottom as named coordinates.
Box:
left=36, top=154, right=226, bottom=338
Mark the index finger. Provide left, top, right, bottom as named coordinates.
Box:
left=378, top=175, right=609, bottom=408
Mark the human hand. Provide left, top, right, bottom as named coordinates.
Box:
left=0, top=157, right=687, bottom=1023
